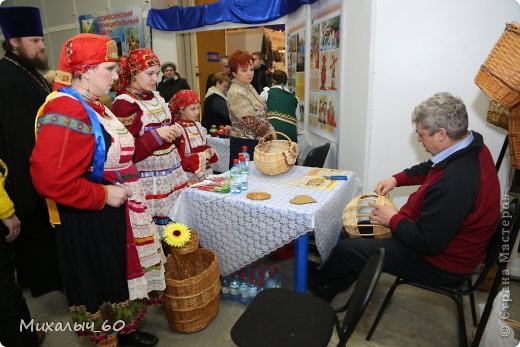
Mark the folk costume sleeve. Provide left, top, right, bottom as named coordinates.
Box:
left=30, top=96, right=107, bottom=210
left=111, top=96, right=164, bottom=163
left=174, top=130, right=206, bottom=178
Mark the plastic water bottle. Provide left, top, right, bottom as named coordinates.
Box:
left=239, top=274, right=249, bottom=304
left=221, top=276, right=231, bottom=300
left=241, top=146, right=250, bottom=168
left=273, top=266, right=281, bottom=288
left=239, top=153, right=249, bottom=191
left=247, top=277, right=258, bottom=303
left=229, top=273, right=240, bottom=301
left=230, top=159, right=241, bottom=194
left=265, top=271, right=277, bottom=289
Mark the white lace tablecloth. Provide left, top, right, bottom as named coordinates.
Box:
left=170, top=164, right=361, bottom=276
left=207, top=135, right=230, bottom=173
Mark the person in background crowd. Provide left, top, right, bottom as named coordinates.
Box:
left=157, top=61, right=190, bottom=103
left=205, top=55, right=231, bottom=92
left=0, top=5, right=62, bottom=298
left=0, top=159, right=45, bottom=347
left=202, top=71, right=231, bottom=131
left=30, top=34, right=164, bottom=347
left=170, top=90, right=218, bottom=182
left=112, top=48, right=188, bottom=233
left=308, top=92, right=500, bottom=303
left=260, top=70, right=299, bottom=143
left=227, top=50, right=275, bottom=168
left=251, top=51, right=271, bottom=94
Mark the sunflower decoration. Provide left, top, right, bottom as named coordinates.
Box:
left=163, top=222, right=192, bottom=247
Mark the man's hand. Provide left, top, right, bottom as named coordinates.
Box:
left=369, top=202, right=397, bottom=227
left=374, top=177, right=397, bottom=195
left=3, top=213, right=21, bottom=242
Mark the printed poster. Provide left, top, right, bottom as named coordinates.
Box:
left=78, top=6, right=144, bottom=56
left=309, top=0, right=341, bottom=141
left=286, top=5, right=307, bottom=123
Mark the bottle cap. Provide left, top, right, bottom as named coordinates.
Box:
left=242, top=145, right=248, bottom=151
left=239, top=153, right=245, bottom=161
left=234, top=159, right=239, bottom=164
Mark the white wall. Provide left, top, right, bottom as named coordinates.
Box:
left=339, top=0, right=517, bottom=206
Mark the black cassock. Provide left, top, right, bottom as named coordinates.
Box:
left=0, top=52, right=61, bottom=297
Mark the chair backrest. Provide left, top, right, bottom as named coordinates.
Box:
left=337, top=248, right=385, bottom=346
left=302, top=142, right=331, bottom=168
left=471, top=197, right=520, bottom=291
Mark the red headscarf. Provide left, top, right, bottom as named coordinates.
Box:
left=115, top=48, right=160, bottom=94
left=169, top=89, right=200, bottom=116
left=53, top=33, right=119, bottom=90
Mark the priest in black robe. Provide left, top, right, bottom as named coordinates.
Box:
left=0, top=6, right=61, bottom=305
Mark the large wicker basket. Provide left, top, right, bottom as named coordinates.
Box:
left=486, top=100, right=509, bottom=130
left=254, top=131, right=299, bottom=176
left=509, top=107, right=520, bottom=169
left=164, top=249, right=221, bottom=333
left=475, top=22, right=520, bottom=109
left=342, top=194, right=395, bottom=239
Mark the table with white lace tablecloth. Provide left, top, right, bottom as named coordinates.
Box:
left=206, top=135, right=230, bottom=173
left=169, top=164, right=361, bottom=292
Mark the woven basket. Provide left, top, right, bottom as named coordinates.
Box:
left=508, top=107, right=520, bottom=169
left=342, top=194, right=395, bottom=239
left=475, top=22, right=520, bottom=108
left=486, top=100, right=509, bottom=130
left=254, top=131, right=299, bottom=176
left=169, top=229, right=200, bottom=256
left=163, top=249, right=221, bottom=333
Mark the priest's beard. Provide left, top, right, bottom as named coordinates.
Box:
left=17, top=45, right=49, bottom=71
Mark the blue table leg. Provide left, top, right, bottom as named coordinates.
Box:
left=294, top=233, right=309, bottom=292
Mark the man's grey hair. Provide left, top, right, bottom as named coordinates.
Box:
left=412, top=92, right=468, bottom=139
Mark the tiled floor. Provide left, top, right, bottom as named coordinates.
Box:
left=25, top=256, right=520, bottom=347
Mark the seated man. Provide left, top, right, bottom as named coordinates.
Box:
left=309, top=92, right=500, bottom=301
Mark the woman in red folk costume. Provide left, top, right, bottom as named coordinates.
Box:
left=111, top=48, right=188, bottom=232
left=169, top=90, right=218, bottom=182
left=30, top=34, right=164, bottom=347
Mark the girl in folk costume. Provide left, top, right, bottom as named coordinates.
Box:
left=169, top=90, right=218, bottom=182
left=111, top=48, right=188, bottom=232
left=30, top=34, right=164, bottom=346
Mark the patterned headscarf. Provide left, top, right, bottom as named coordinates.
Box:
left=115, top=48, right=160, bottom=94
left=54, top=33, right=119, bottom=90
left=169, top=89, right=200, bottom=115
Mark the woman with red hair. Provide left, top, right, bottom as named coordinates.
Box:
left=30, top=34, right=163, bottom=347
left=226, top=50, right=274, bottom=168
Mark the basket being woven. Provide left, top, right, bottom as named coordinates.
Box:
left=475, top=22, right=520, bottom=108
left=342, top=194, right=396, bottom=239
left=164, top=249, right=221, bottom=333
left=254, top=131, right=299, bottom=176
left=486, top=100, right=509, bottom=130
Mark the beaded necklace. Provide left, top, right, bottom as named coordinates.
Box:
left=3, top=55, right=51, bottom=94
left=126, top=87, right=171, bottom=126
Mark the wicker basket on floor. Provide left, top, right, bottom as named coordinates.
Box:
left=342, top=194, right=396, bottom=239
left=164, top=248, right=221, bottom=333
left=486, top=100, right=509, bottom=130
left=475, top=22, right=520, bottom=109
left=254, top=131, right=299, bottom=176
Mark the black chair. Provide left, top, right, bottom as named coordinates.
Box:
left=302, top=142, right=331, bottom=168
left=366, top=198, right=520, bottom=347
left=230, top=248, right=385, bottom=347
